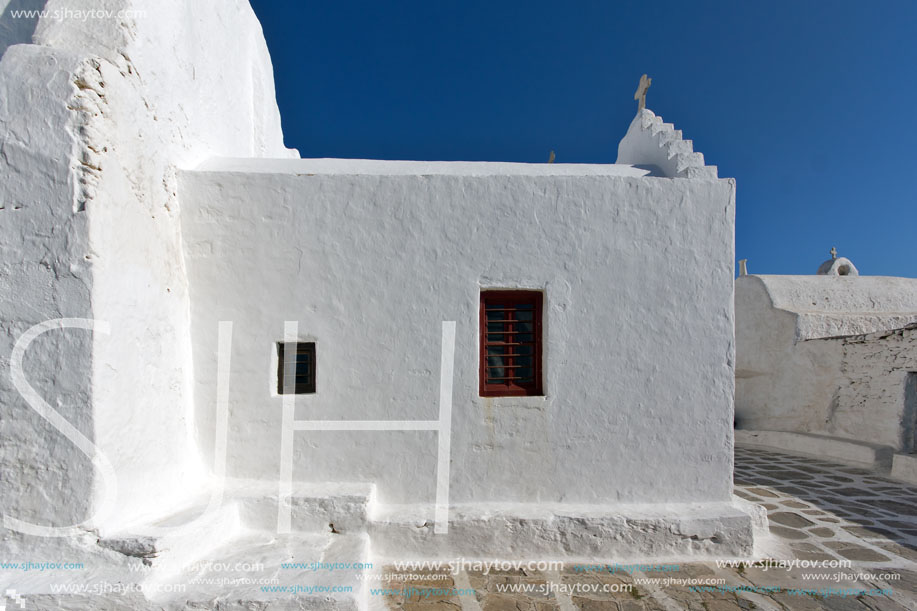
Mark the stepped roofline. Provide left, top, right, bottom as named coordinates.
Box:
left=616, top=109, right=719, bottom=179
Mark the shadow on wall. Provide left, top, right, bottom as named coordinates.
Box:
left=0, top=0, right=46, bottom=59
left=631, top=164, right=666, bottom=177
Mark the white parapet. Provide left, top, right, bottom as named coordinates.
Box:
left=616, top=109, right=719, bottom=179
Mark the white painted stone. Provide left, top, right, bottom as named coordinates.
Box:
left=890, top=453, right=917, bottom=484
left=739, top=275, right=917, bottom=341
left=0, top=43, right=96, bottom=540
left=99, top=501, right=243, bottom=574
left=827, top=326, right=917, bottom=452
left=368, top=502, right=756, bottom=561
left=616, top=109, right=718, bottom=178
left=5, top=531, right=370, bottom=610
left=147, top=532, right=370, bottom=610
left=0, top=0, right=294, bottom=556
left=197, top=156, right=653, bottom=176
left=224, top=479, right=375, bottom=534
left=731, top=496, right=769, bottom=545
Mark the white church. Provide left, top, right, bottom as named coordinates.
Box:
left=735, top=252, right=917, bottom=482
left=0, top=1, right=761, bottom=608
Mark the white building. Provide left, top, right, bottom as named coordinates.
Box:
left=0, top=1, right=759, bottom=607
left=735, top=254, right=917, bottom=483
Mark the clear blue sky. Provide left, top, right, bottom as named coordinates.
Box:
left=250, top=0, right=916, bottom=277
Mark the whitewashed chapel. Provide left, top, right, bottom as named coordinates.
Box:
left=0, top=0, right=758, bottom=607
left=735, top=253, right=917, bottom=483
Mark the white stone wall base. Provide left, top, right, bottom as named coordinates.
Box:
left=369, top=501, right=757, bottom=561
left=891, top=454, right=917, bottom=484
left=2, top=496, right=762, bottom=611
left=225, top=478, right=375, bottom=534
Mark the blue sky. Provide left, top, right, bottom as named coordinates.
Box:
left=251, top=0, right=917, bottom=277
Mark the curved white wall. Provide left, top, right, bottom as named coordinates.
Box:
left=0, top=0, right=296, bottom=541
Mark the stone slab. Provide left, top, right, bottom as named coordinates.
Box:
left=891, top=454, right=917, bottom=485
left=369, top=501, right=757, bottom=561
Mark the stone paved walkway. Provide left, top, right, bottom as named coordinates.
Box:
left=380, top=445, right=917, bottom=610
left=734, top=446, right=917, bottom=568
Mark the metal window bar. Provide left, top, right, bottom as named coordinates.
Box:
left=480, top=292, right=542, bottom=396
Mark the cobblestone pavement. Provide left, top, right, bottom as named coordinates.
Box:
left=379, top=445, right=917, bottom=610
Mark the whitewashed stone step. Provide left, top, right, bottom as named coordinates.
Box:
left=369, top=501, right=756, bottom=561
left=224, top=478, right=375, bottom=534
left=97, top=500, right=242, bottom=570
left=736, top=430, right=895, bottom=470
left=148, top=530, right=371, bottom=610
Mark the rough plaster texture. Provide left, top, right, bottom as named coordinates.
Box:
left=827, top=325, right=917, bottom=451
left=368, top=501, right=756, bottom=560
left=741, top=275, right=917, bottom=340
left=179, top=157, right=738, bottom=509
left=0, top=0, right=294, bottom=553
left=736, top=275, right=917, bottom=452
left=0, top=43, right=95, bottom=532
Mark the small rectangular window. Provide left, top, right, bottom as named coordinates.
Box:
left=277, top=342, right=316, bottom=394
left=480, top=290, right=543, bottom=397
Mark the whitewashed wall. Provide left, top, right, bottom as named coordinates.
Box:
left=179, top=160, right=737, bottom=506
left=830, top=325, right=917, bottom=452
left=735, top=277, right=844, bottom=434
left=0, top=42, right=95, bottom=533
left=0, top=0, right=295, bottom=541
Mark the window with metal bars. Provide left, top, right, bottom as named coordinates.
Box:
left=277, top=342, right=316, bottom=394
left=480, top=290, right=543, bottom=397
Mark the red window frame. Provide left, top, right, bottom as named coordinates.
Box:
left=479, top=290, right=543, bottom=397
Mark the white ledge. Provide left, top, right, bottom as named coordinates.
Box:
left=192, top=156, right=653, bottom=177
